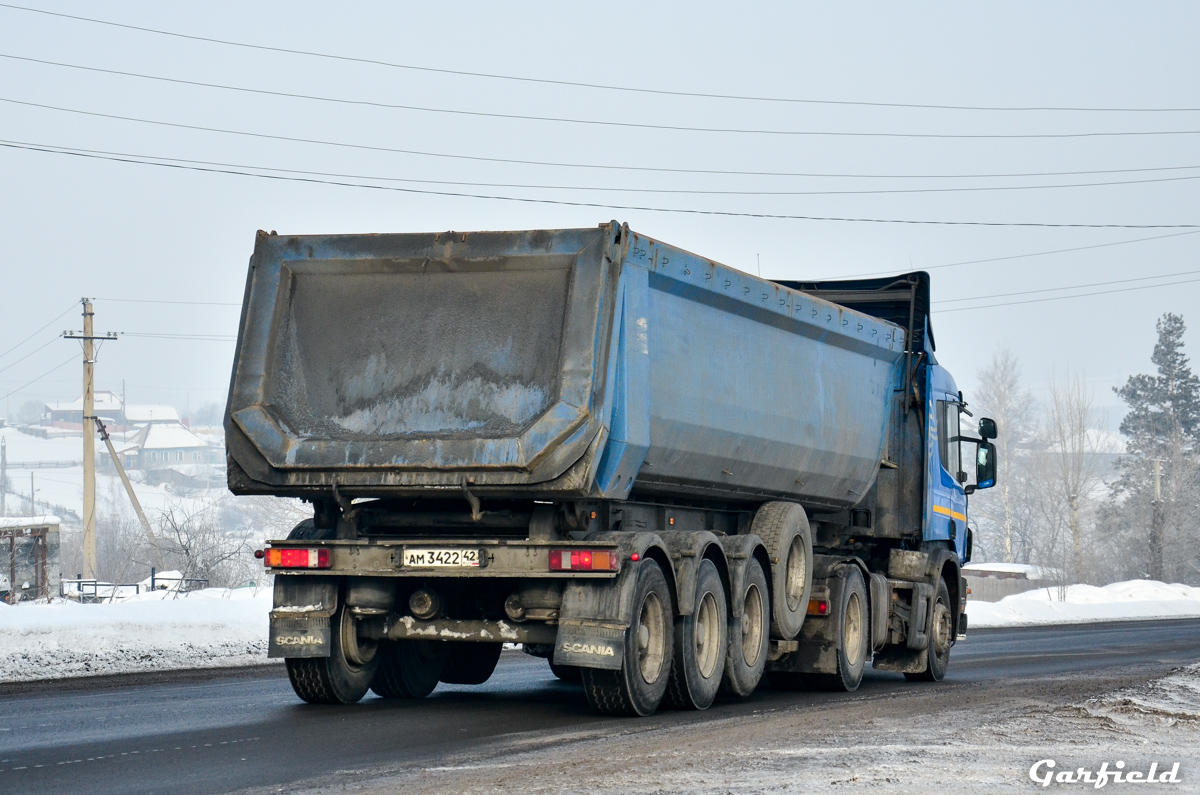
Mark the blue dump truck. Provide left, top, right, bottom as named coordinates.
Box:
left=226, top=222, right=997, bottom=716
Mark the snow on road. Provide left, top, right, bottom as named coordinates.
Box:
left=0, top=587, right=274, bottom=682
left=970, top=580, right=1200, bottom=628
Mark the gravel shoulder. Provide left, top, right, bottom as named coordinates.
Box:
left=274, top=662, right=1200, bottom=795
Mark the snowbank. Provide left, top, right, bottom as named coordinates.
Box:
left=970, top=579, right=1200, bottom=628
left=0, top=586, right=274, bottom=682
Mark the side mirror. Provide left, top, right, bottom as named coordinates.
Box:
left=976, top=441, right=997, bottom=489
left=978, top=417, right=998, bottom=440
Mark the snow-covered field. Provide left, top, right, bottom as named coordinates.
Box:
left=0, top=586, right=273, bottom=682
left=970, top=580, right=1200, bottom=628
left=2, top=578, right=1199, bottom=684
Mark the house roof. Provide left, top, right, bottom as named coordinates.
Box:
left=46, top=391, right=123, bottom=413
left=0, top=516, right=61, bottom=529
left=128, top=421, right=213, bottom=450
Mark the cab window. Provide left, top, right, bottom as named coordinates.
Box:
left=937, top=400, right=963, bottom=483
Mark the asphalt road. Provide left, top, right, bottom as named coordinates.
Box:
left=2, top=618, right=1198, bottom=795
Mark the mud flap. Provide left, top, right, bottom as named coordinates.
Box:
left=268, top=614, right=332, bottom=658
left=553, top=531, right=663, bottom=671
left=872, top=644, right=929, bottom=674
left=765, top=572, right=843, bottom=675
left=269, top=575, right=338, bottom=658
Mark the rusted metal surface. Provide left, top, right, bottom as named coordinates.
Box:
left=227, top=223, right=905, bottom=510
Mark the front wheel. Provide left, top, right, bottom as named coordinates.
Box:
left=582, top=559, right=674, bottom=717
left=905, top=578, right=952, bottom=682
left=286, top=605, right=380, bottom=704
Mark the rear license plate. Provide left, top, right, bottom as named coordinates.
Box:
left=402, top=547, right=480, bottom=568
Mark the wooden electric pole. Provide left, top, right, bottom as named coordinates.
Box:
left=64, top=299, right=117, bottom=580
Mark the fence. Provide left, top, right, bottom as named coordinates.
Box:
left=965, top=575, right=1056, bottom=603
left=60, top=570, right=209, bottom=603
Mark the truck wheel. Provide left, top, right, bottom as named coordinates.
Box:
left=582, top=559, right=674, bottom=717
left=549, top=662, right=582, bottom=682
left=720, top=557, right=769, bottom=697
left=828, top=566, right=869, bottom=691
left=665, top=558, right=728, bottom=710
left=286, top=604, right=380, bottom=704
left=287, top=518, right=333, bottom=540
left=767, top=566, right=869, bottom=692
left=371, top=639, right=447, bottom=698
left=440, top=642, right=504, bottom=685
left=751, top=502, right=813, bottom=640
left=905, top=578, right=952, bottom=683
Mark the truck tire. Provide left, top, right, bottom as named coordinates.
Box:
left=582, top=559, right=674, bottom=717
left=287, top=518, right=334, bottom=540
left=371, top=639, right=447, bottom=698
left=767, top=566, right=869, bottom=692
left=440, top=642, right=503, bottom=685
left=751, top=502, right=813, bottom=640
left=905, top=578, right=952, bottom=683
left=720, top=557, right=769, bottom=697
left=286, top=604, right=380, bottom=704
left=665, top=558, right=728, bottom=710
left=549, top=662, right=582, bottom=682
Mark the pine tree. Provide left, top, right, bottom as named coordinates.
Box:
left=1112, top=314, right=1200, bottom=581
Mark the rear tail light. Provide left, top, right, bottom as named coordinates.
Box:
left=548, top=549, right=618, bottom=572
left=807, top=598, right=829, bottom=616
left=264, top=547, right=331, bottom=569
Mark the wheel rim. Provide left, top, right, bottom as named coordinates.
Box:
left=340, top=609, right=377, bottom=668
left=636, top=591, right=666, bottom=684
left=695, top=591, right=722, bottom=679
left=784, top=535, right=807, bottom=612
left=741, top=582, right=764, bottom=667
left=931, top=600, right=951, bottom=659
left=843, top=591, right=865, bottom=664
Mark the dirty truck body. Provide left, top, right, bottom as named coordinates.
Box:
left=226, top=222, right=997, bottom=715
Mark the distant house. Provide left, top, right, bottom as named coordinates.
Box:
left=45, top=391, right=123, bottom=429
left=43, top=394, right=182, bottom=432
left=118, top=422, right=219, bottom=471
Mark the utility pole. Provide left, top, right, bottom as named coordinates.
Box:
left=30, top=471, right=34, bottom=515
left=1, top=436, right=6, bottom=516
left=64, top=299, right=118, bottom=580
left=1150, top=459, right=1165, bottom=581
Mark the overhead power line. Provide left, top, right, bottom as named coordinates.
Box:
left=6, top=96, right=1200, bottom=182
left=0, top=353, right=77, bottom=402
left=5, top=138, right=1200, bottom=199
left=831, top=229, right=1200, bottom=279
left=937, top=276, right=1200, bottom=313
left=4, top=140, right=1199, bottom=229
left=2, top=2, right=1197, bottom=114
left=937, top=267, right=1200, bottom=304
left=122, top=332, right=236, bottom=341
left=0, top=302, right=76, bottom=362
left=0, top=335, right=60, bottom=376
left=96, top=297, right=240, bottom=306
left=6, top=54, right=1200, bottom=139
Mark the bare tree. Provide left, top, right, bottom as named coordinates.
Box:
left=970, top=347, right=1037, bottom=562
left=1040, top=372, right=1110, bottom=583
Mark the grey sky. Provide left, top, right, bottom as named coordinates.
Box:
left=2, top=2, right=1198, bottom=425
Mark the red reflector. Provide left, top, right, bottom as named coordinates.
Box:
left=631, top=552, right=639, bottom=562
left=265, top=547, right=330, bottom=569
left=548, top=549, right=618, bottom=572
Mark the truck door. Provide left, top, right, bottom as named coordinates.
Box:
left=925, top=383, right=968, bottom=558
